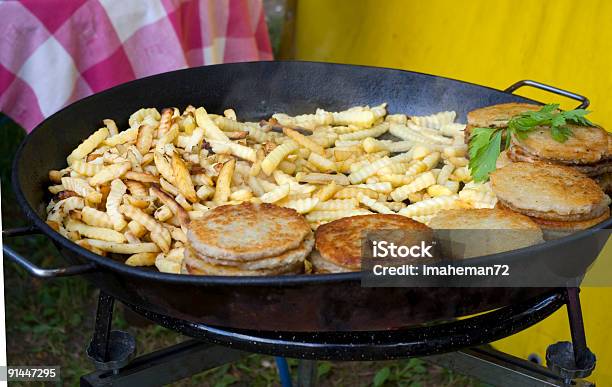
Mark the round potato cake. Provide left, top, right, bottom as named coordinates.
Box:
left=314, top=214, right=432, bottom=271
left=187, top=202, right=311, bottom=260
left=490, top=162, right=610, bottom=221
left=429, top=208, right=543, bottom=258
left=190, top=234, right=314, bottom=271
left=510, top=124, right=609, bottom=165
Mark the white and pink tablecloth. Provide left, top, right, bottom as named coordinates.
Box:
left=0, top=0, right=273, bottom=132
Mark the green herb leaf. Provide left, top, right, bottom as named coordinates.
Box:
left=467, top=103, right=594, bottom=182
left=469, top=128, right=502, bottom=182
left=550, top=125, right=573, bottom=142
left=468, top=127, right=494, bottom=158
left=562, top=109, right=594, bottom=126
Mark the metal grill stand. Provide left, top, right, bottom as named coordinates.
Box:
left=80, top=288, right=595, bottom=387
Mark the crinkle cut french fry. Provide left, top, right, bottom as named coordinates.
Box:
left=272, top=109, right=333, bottom=131
left=334, top=187, right=378, bottom=199
left=390, top=171, right=436, bottom=202
left=332, top=109, right=375, bottom=127
left=129, top=108, right=160, bottom=128
left=261, top=140, right=298, bottom=175
left=283, top=127, right=326, bottom=156
left=71, top=160, right=103, bottom=176
left=398, top=195, right=463, bottom=217
left=282, top=197, right=319, bottom=214
left=104, top=127, right=138, bottom=146
left=106, top=179, right=127, bottom=231
left=61, top=177, right=102, bottom=203
left=103, top=119, right=119, bottom=136
left=66, top=219, right=126, bottom=242
left=338, top=122, right=389, bottom=141
left=358, top=195, right=394, bottom=214
left=308, top=153, right=336, bottom=172
left=195, top=107, right=229, bottom=141
left=305, top=209, right=372, bottom=222
left=81, top=206, right=113, bottom=229
left=410, top=111, right=456, bottom=129
left=89, top=162, right=131, bottom=186
left=356, top=182, right=393, bottom=193
left=314, top=198, right=358, bottom=211
left=348, top=156, right=392, bottom=184
left=67, top=127, right=109, bottom=164
left=260, top=184, right=290, bottom=203
left=157, top=108, right=173, bottom=137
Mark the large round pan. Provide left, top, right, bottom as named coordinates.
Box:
left=4, top=61, right=607, bottom=331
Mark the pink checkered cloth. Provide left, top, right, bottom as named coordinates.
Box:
left=0, top=0, right=273, bottom=132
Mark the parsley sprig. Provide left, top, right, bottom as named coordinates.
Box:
left=468, top=104, right=594, bottom=182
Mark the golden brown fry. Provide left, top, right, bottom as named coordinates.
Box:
left=154, top=151, right=175, bottom=184
left=124, top=171, right=159, bottom=183
left=136, top=123, right=154, bottom=154
left=157, top=108, right=173, bottom=137
left=125, top=180, right=147, bottom=197
left=150, top=185, right=190, bottom=227
left=171, top=153, right=197, bottom=202
left=213, top=158, right=236, bottom=203
left=125, top=252, right=157, bottom=266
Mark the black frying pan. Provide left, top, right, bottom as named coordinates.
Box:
left=3, top=61, right=607, bottom=332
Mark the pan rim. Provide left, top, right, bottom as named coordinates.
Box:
left=11, top=60, right=612, bottom=286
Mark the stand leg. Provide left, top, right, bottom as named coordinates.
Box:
left=566, top=287, right=588, bottom=368
left=90, top=292, right=115, bottom=362
left=297, top=360, right=316, bottom=387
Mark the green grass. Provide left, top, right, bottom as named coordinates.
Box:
left=1, top=113, right=482, bottom=386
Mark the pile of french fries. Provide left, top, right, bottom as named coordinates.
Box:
left=45, top=103, right=497, bottom=274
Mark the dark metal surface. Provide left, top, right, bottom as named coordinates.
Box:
left=504, top=79, right=590, bottom=109
left=121, top=290, right=565, bottom=360
left=81, top=340, right=247, bottom=387
left=546, top=342, right=596, bottom=384
left=88, top=293, right=117, bottom=363
left=565, top=288, right=591, bottom=370
left=10, top=61, right=607, bottom=331
left=3, top=244, right=97, bottom=278
left=425, top=347, right=594, bottom=387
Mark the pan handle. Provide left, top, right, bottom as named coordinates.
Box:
left=2, top=226, right=97, bottom=278
left=505, top=80, right=590, bottom=109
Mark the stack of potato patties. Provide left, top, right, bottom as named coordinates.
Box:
left=467, top=102, right=612, bottom=193
left=465, top=103, right=542, bottom=144
left=312, top=214, right=433, bottom=273
left=183, top=202, right=313, bottom=275
left=490, top=162, right=611, bottom=238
